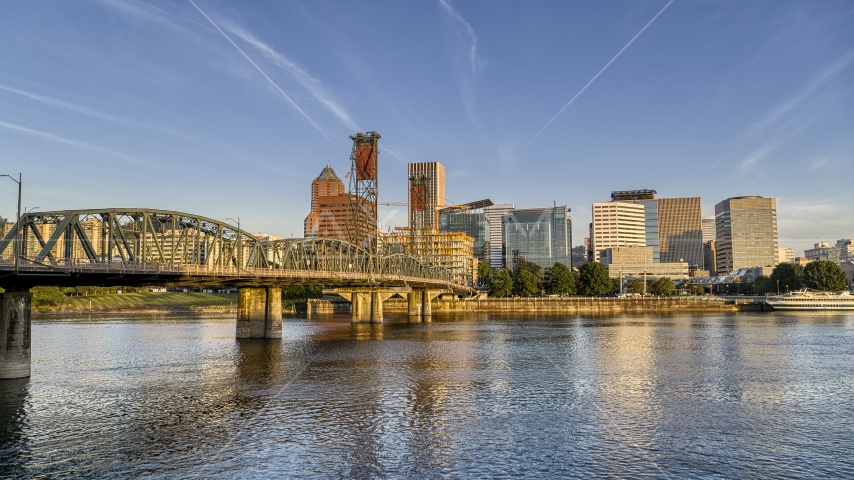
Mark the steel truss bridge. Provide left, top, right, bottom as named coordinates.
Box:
left=0, top=208, right=463, bottom=291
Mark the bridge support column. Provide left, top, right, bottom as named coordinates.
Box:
left=350, top=292, right=371, bottom=323
left=407, top=291, right=422, bottom=321
left=421, top=289, right=432, bottom=322
left=0, top=290, right=32, bottom=379
left=237, top=287, right=281, bottom=339
left=370, top=292, right=384, bottom=323
left=265, top=287, right=282, bottom=339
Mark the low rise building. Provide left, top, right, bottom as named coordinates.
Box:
left=805, top=242, right=836, bottom=262
left=600, top=245, right=687, bottom=278
left=778, top=247, right=795, bottom=264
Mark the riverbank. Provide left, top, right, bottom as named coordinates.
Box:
left=309, top=296, right=759, bottom=315
left=32, top=292, right=239, bottom=316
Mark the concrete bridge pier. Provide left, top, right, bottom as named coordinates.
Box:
left=0, top=290, right=32, bottom=379
left=325, top=288, right=410, bottom=324
left=370, top=292, right=384, bottom=323
left=421, top=289, right=432, bottom=322
left=350, top=292, right=371, bottom=323
left=237, top=287, right=282, bottom=339
left=407, top=291, right=422, bottom=321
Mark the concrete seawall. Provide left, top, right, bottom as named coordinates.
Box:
left=309, top=296, right=752, bottom=316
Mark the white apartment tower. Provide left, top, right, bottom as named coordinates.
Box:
left=591, top=202, right=646, bottom=262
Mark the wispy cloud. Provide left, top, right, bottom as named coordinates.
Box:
left=188, top=0, right=341, bottom=150
left=380, top=145, right=407, bottom=164
left=0, top=84, right=132, bottom=125
left=438, top=0, right=486, bottom=74
left=738, top=141, right=779, bottom=173
left=439, top=0, right=486, bottom=128
left=527, top=0, right=675, bottom=147
left=747, top=48, right=854, bottom=136
left=223, top=23, right=359, bottom=133
left=0, top=120, right=151, bottom=165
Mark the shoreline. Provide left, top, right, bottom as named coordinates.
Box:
left=31, top=296, right=766, bottom=317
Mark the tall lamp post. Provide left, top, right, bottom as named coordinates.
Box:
left=1, top=174, right=21, bottom=275
left=226, top=217, right=240, bottom=279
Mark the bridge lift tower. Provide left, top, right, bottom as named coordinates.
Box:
left=408, top=172, right=433, bottom=256
left=346, top=132, right=380, bottom=256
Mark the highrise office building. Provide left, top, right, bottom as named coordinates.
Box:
left=503, top=206, right=571, bottom=271
left=611, top=190, right=659, bottom=261
left=438, top=199, right=492, bottom=260
left=714, top=196, right=778, bottom=274
left=303, top=164, right=373, bottom=242
left=484, top=203, right=515, bottom=270
left=657, top=197, right=702, bottom=267
left=304, top=165, right=346, bottom=238
left=702, top=216, right=716, bottom=242
left=590, top=201, right=646, bottom=262
left=407, top=161, right=446, bottom=229
left=610, top=190, right=702, bottom=267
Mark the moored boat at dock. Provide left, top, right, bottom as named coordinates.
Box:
left=765, top=290, right=854, bottom=310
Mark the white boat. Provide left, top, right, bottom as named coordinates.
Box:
left=765, top=290, right=854, bottom=310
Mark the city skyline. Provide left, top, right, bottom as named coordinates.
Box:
left=1, top=1, right=852, bottom=256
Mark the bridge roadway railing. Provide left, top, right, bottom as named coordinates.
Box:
left=0, top=255, right=460, bottom=289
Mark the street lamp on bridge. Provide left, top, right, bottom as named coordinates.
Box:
left=1, top=173, right=21, bottom=275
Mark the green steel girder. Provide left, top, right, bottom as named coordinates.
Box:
left=0, top=208, right=457, bottom=286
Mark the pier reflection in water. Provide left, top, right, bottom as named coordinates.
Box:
left=0, top=313, right=852, bottom=477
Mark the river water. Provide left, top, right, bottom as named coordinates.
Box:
left=1, top=312, right=853, bottom=478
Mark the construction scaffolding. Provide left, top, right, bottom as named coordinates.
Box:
left=381, top=227, right=477, bottom=285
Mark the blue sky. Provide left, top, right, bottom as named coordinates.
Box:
left=1, top=0, right=852, bottom=256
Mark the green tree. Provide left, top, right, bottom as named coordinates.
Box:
left=477, top=260, right=493, bottom=287
left=578, top=262, right=612, bottom=296
left=626, top=277, right=646, bottom=294
left=770, top=263, right=804, bottom=292
left=515, top=270, right=540, bottom=297
left=31, top=286, right=66, bottom=306
left=804, top=260, right=848, bottom=291
left=544, top=262, right=575, bottom=295
left=688, top=284, right=705, bottom=295
left=490, top=268, right=513, bottom=297
left=611, top=278, right=621, bottom=295
left=752, top=275, right=774, bottom=294
left=281, top=285, right=323, bottom=307
left=649, top=277, right=675, bottom=296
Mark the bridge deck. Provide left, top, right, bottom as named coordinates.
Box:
left=0, top=257, right=465, bottom=291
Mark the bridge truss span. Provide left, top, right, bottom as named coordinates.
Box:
left=0, top=208, right=462, bottom=291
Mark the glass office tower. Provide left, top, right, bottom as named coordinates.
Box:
left=438, top=202, right=490, bottom=260
left=502, top=206, right=572, bottom=271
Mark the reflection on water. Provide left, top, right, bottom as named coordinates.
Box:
left=0, top=313, right=853, bottom=477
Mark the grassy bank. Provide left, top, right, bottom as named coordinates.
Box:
left=63, top=292, right=237, bottom=308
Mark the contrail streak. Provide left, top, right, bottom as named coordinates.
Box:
left=527, top=0, right=675, bottom=147
left=188, top=0, right=341, bottom=150
left=0, top=120, right=151, bottom=165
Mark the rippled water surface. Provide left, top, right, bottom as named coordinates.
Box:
left=1, top=312, right=853, bottom=478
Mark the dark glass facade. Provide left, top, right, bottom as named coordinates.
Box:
left=438, top=209, right=488, bottom=260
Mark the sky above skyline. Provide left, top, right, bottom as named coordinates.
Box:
left=1, top=0, right=852, bottom=256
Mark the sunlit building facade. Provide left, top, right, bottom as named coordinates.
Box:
left=714, top=196, right=778, bottom=274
